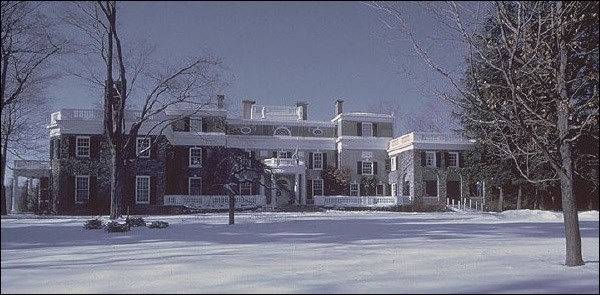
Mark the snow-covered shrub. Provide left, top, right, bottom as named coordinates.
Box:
left=105, top=221, right=130, bottom=232
left=83, top=218, right=104, bottom=230
left=126, top=217, right=146, bottom=227
left=148, top=221, right=169, bottom=229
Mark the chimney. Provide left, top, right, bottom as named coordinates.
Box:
left=335, top=99, right=344, bottom=116
left=295, top=101, right=308, bottom=120
left=242, top=100, right=255, bottom=119
left=216, top=94, right=225, bottom=109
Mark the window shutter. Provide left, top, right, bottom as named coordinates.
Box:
left=373, top=123, right=378, bottom=137
left=436, top=152, right=441, bottom=168
left=184, top=117, right=190, bottom=132
left=184, top=147, right=190, bottom=167
left=272, top=151, right=277, bottom=158
left=250, top=151, right=256, bottom=167
left=445, top=152, right=450, bottom=167
left=56, top=139, right=61, bottom=159
left=90, top=176, right=97, bottom=201
left=309, top=153, right=313, bottom=169
left=459, top=152, right=464, bottom=168
left=357, top=123, right=362, bottom=136
left=373, top=162, right=378, bottom=175
left=385, top=159, right=391, bottom=172
left=287, top=151, right=292, bottom=158
left=69, top=136, right=76, bottom=157
left=421, top=151, right=426, bottom=167
left=322, top=153, right=328, bottom=169
left=307, top=179, right=313, bottom=198
left=357, top=161, right=362, bottom=175
left=151, top=177, right=157, bottom=204
left=49, top=140, right=54, bottom=159
left=91, top=136, right=99, bottom=158
left=151, top=137, right=158, bottom=159
left=201, top=147, right=207, bottom=165
left=251, top=182, right=259, bottom=195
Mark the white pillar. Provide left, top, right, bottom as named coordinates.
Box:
left=301, top=173, right=306, bottom=205
left=11, top=177, right=18, bottom=213
left=294, top=174, right=299, bottom=205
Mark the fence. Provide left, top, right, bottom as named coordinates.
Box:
left=313, top=195, right=412, bottom=208
left=164, top=195, right=266, bottom=209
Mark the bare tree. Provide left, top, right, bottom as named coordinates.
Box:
left=1, top=1, right=62, bottom=215
left=370, top=1, right=598, bottom=266
left=66, top=1, right=225, bottom=219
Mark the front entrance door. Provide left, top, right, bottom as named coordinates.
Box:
left=447, top=180, right=461, bottom=201
left=275, top=178, right=294, bottom=205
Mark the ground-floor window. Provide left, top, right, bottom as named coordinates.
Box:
left=375, top=184, right=385, bottom=196
left=312, top=179, right=324, bottom=196
left=425, top=179, right=437, bottom=196
left=75, top=176, right=89, bottom=203
left=189, top=177, right=202, bottom=195
left=239, top=182, right=252, bottom=195
left=350, top=182, right=359, bottom=196
left=136, top=176, right=150, bottom=204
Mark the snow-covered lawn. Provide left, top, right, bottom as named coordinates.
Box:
left=1, top=210, right=598, bottom=294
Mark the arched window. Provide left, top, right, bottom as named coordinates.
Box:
left=273, top=126, right=291, bottom=136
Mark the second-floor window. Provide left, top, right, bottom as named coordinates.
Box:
left=425, top=151, right=436, bottom=167
left=361, top=122, right=373, bottom=137
left=362, top=161, right=373, bottom=175
left=76, top=136, right=90, bottom=157
left=189, top=147, right=202, bottom=167
left=313, top=153, right=323, bottom=170
left=136, top=137, right=151, bottom=158
left=448, top=152, right=459, bottom=168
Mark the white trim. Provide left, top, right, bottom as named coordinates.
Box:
left=391, top=183, right=397, bottom=197
left=189, top=147, right=202, bottom=167
left=75, top=175, right=90, bottom=204
left=136, top=137, right=151, bottom=158
left=75, top=136, right=91, bottom=157
left=135, top=176, right=151, bottom=204
left=362, top=161, right=374, bottom=175
left=313, top=152, right=323, bottom=170
left=448, top=152, right=459, bottom=168
left=391, top=156, right=397, bottom=171
left=189, top=177, right=202, bottom=195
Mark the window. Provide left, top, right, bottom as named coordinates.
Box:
left=172, top=117, right=190, bottom=132
left=312, top=179, right=324, bottom=196
left=362, top=161, right=373, bottom=175
left=391, top=183, right=397, bottom=197
left=403, top=178, right=411, bottom=196
left=190, top=118, right=203, bottom=132
left=376, top=184, right=384, bottom=196
left=189, top=177, right=202, bottom=195
left=425, top=151, right=436, bottom=167
left=361, top=122, right=373, bottom=137
left=76, top=136, right=90, bottom=157
left=425, top=179, right=437, bottom=196
left=350, top=182, right=359, bottom=196
left=274, top=126, right=291, bottom=136
left=240, top=151, right=252, bottom=168
left=136, top=176, right=150, bottom=203
left=391, top=156, right=397, bottom=171
left=136, top=137, right=151, bottom=158
left=75, top=176, right=89, bottom=203
left=313, top=153, right=323, bottom=170
left=448, top=152, right=459, bottom=168
left=189, top=147, right=202, bottom=167
left=278, top=151, right=291, bottom=158
left=239, top=182, right=252, bottom=195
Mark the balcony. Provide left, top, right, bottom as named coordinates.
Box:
left=388, top=132, right=474, bottom=151
left=50, top=109, right=165, bottom=124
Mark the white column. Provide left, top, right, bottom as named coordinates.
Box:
left=301, top=173, right=306, bottom=205
left=294, top=174, right=299, bottom=205
left=11, top=177, right=18, bottom=213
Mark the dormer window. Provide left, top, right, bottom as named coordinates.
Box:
left=361, top=122, right=373, bottom=137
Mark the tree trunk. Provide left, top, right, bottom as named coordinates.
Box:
left=1, top=144, right=7, bottom=215
left=228, top=193, right=235, bottom=225
left=498, top=187, right=503, bottom=212
left=517, top=185, right=522, bottom=210
left=110, top=145, right=124, bottom=219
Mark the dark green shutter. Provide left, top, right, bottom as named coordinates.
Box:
left=357, top=123, right=362, bottom=136
left=309, top=153, right=313, bottom=169
left=322, top=153, right=328, bottom=169
left=357, top=161, right=362, bottom=175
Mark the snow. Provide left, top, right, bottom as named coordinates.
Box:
left=1, top=209, right=598, bottom=294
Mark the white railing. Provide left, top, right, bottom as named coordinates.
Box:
left=264, top=158, right=305, bottom=167
left=164, top=194, right=266, bottom=209
left=314, top=195, right=407, bottom=207
left=50, top=109, right=165, bottom=123
left=251, top=105, right=301, bottom=121
left=389, top=132, right=473, bottom=150
left=13, top=160, right=51, bottom=170
left=446, top=197, right=484, bottom=211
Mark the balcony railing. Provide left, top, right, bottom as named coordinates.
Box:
left=50, top=109, right=164, bottom=124
left=389, top=132, right=472, bottom=150
left=164, top=194, right=266, bottom=209
left=263, top=158, right=305, bottom=167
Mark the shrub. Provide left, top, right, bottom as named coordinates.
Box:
left=105, top=221, right=130, bottom=232
left=148, top=221, right=169, bottom=229
left=83, top=218, right=104, bottom=230
left=126, top=217, right=146, bottom=227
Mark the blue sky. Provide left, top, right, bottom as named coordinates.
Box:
left=47, top=1, right=455, bottom=121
